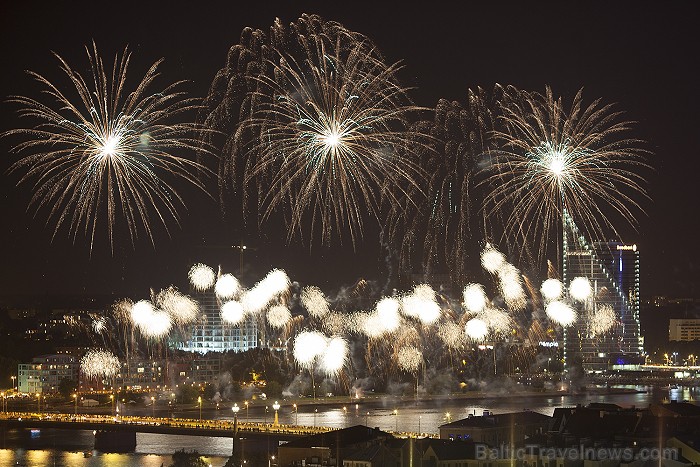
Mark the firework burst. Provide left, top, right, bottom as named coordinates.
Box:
left=484, top=86, right=649, bottom=260
left=189, top=264, right=216, bottom=292
left=81, top=349, right=120, bottom=379
left=243, top=26, right=425, bottom=245
left=590, top=304, right=617, bottom=335
left=4, top=43, right=213, bottom=249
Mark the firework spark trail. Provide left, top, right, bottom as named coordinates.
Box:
left=484, top=86, right=649, bottom=261
left=189, top=264, right=216, bottom=292
left=4, top=43, right=214, bottom=250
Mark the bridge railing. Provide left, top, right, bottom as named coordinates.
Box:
left=0, top=411, right=333, bottom=436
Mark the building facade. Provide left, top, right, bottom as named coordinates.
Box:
left=669, top=319, right=700, bottom=342
left=175, top=289, right=258, bottom=354
left=18, top=354, right=79, bottom=394
left=563, top=214, right=644, bottom=371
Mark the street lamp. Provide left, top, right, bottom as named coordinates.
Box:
left=418, top=415, right=421, bottom=436
left=245, top=401, right=249, bottom=422
left=293, top=403, right=298, bottom=425
left=269, top=454, right=276, bottom=467
left=313, top=408, right=317, bottom=428
left=273, top=401, right=280, bottom=426
left=365, top=411, right=369, bottom=426
left=72, top=393, right=77, bottom=416
left=232, top=403, right=240, bottom=456
left=10, top=376, right=16, bottom=392
left=36, top=393, right=41, bottom=413
left=110, top=394, right=115, bottom=416
left=198, top=396, right=202, bottom=421
left=151, top=396, right=155, bottom=417
left=1, top=392, right=4, bottom=413
left=393, top=409, right=398, bottom=431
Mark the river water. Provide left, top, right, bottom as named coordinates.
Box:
left=0, top=385, right=695, bottom=467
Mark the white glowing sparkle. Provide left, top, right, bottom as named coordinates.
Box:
left=215, top=274, right=240, bottom=300
left=545, top=300, right=577, bottom=326
left=293, top=331, right=328, bottom=369
left=569, top=277, right=592, bottom=301
left=189, top=264, right=216, bottom=292
left=463, top=283, right=487, bottom=313
left=221, top=301, right=246, bottom=325
left=540, top=279, right=563, bottom=300
left=465, top=318, right=489, bottom=340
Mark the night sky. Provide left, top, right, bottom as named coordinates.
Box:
left=1, top=2, right=698, bottom=302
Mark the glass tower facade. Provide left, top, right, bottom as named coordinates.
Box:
left=175, top=290, right=258, bottom=354
left=563, top=213, right=643, bottom=371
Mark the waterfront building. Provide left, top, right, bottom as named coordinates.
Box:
left=174, top=289, right=258, bottom=354
left=563, top=213, right=644, bottom=371
left=17, top=354, right=79, bottom=394
left=669, top=319, right=700, bottom=342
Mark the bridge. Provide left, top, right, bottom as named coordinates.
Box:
left=0, top=411, right=326, bottom=452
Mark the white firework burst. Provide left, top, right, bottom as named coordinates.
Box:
left=438, top=321, right=465, bottom=350
left=401, top=284, right=441, bottom=324
left=375, top=297, right=401, bottom=333
left=300, top=286, right=330, bottom=318
left=569, top=277, right=592, bottom=301
left=540, top=278, right=563, bottom=301
left=590, top=304, right=617, bottom=335
left=156, top=286, right=199, bottom=325
left=266, top=305, right=292, bottom=329
left=481, top=245, right=506, bottom=274
left=241, top=269, right=290, bottom=314
left=479, top=307, right=512, bottom=334
left=320, top=336, right=348, bottom=377
left=465, top=318, right=489, bottom=340
left=293, top=331, right=328, bottom=369
left=81, top=349, right=120, bottom=379
left=131, top=300, right=154, bottom=329
left=188, top=263, right=216, bottom=292
left=221, top=301, right=246, bottom=325
left=463, top=283, right=487, bottom=314
left=497, top=263, right=526, bottom=310
left=396, top=346, right=422, bottom=373
left=545, top=300, right=577, bottom=326
left=215, top=274, right=240, bottom=300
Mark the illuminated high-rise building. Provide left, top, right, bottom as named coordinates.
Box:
left=174, top=290, right=258, bottom=354
left=563, top=214, right=643, bottom=371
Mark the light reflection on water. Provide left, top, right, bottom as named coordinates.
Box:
left=0, top=385, right=695, bottom=466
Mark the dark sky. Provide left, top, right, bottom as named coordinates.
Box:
left=1, top=2, right=698, bottom=301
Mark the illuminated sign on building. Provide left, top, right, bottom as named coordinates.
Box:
left=616, top=244, right=637, bottom=251
left=539, top=341, right=559, bottom=348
